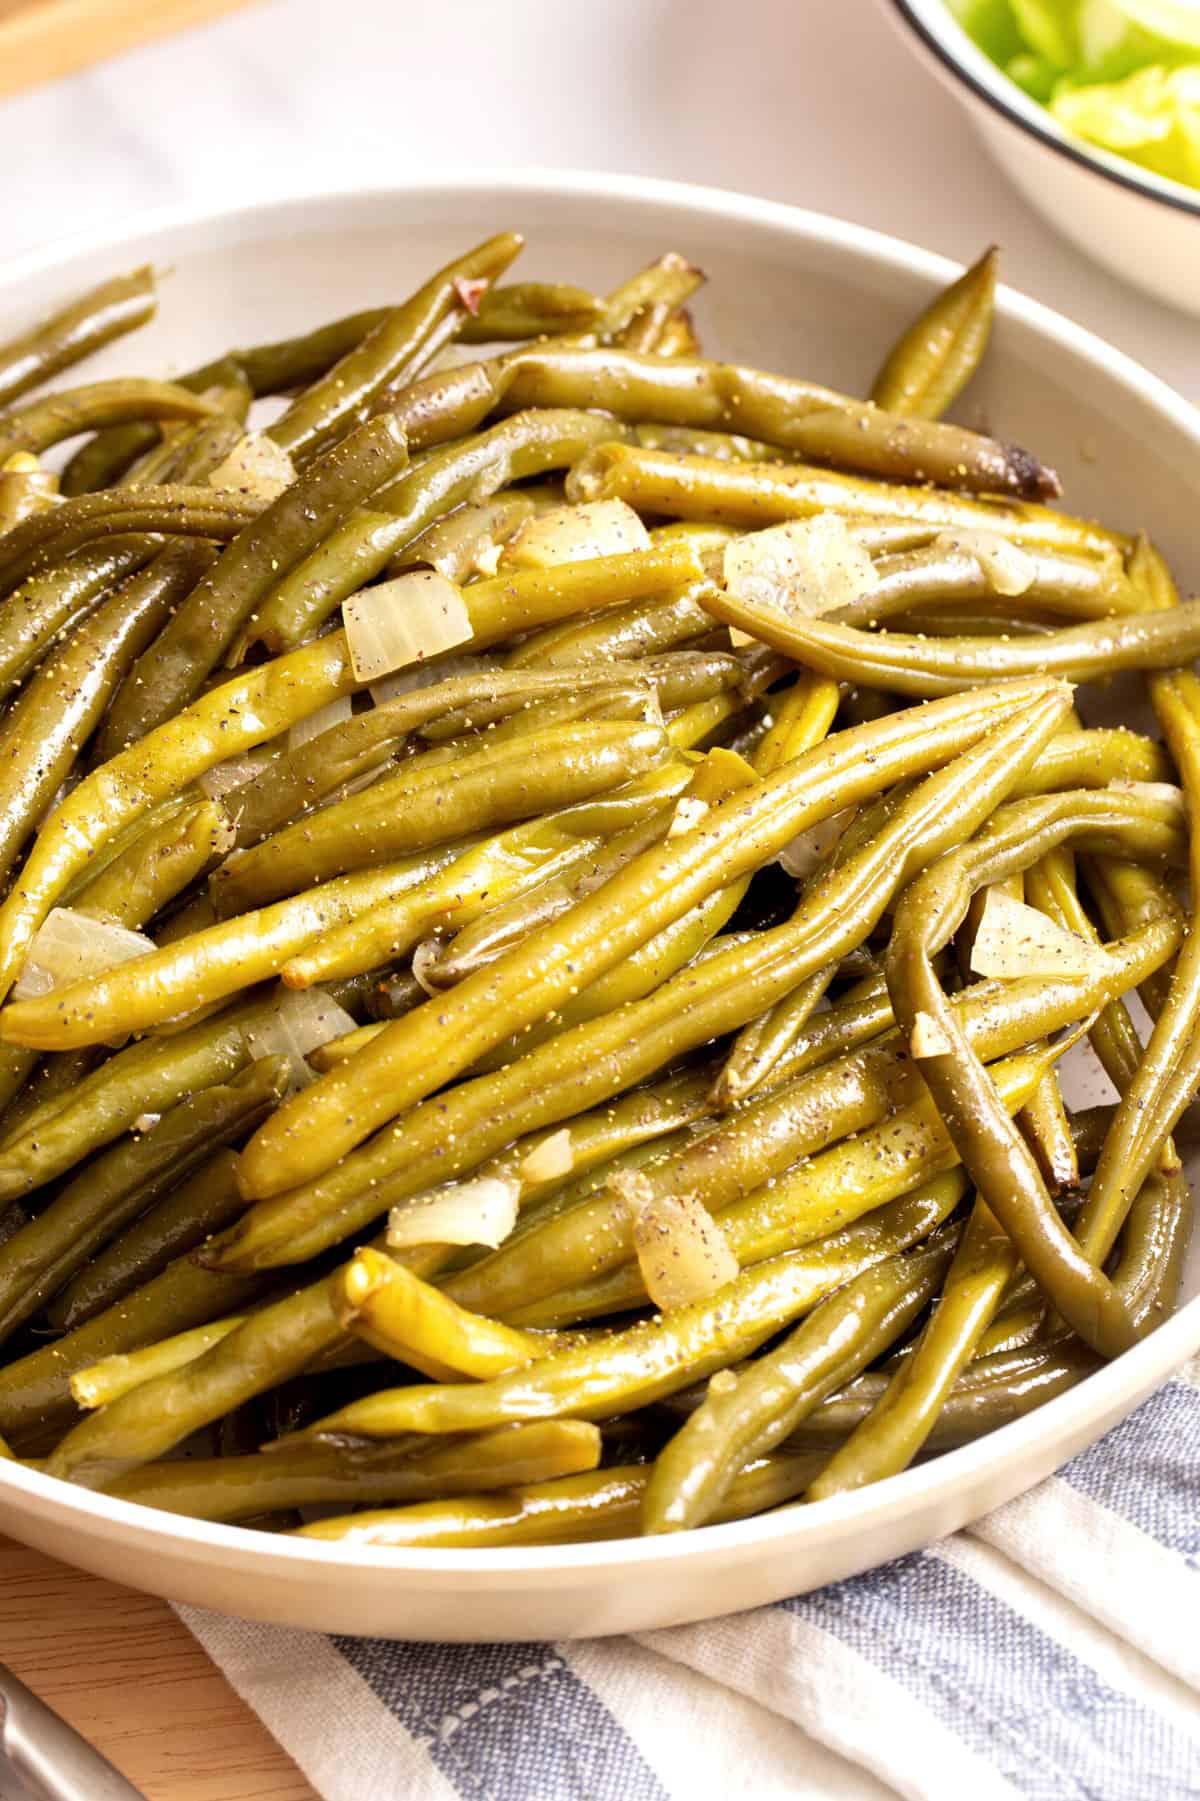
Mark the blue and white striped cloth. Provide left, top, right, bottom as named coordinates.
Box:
left=180, top=1354, right=1200, bottom=1800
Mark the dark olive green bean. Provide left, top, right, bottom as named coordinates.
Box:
left=0, top=1058, right=286, bottom=1347
left=643, top=1231, right=955, bottom=1531
left=870, top=246, right=997, bottom=419
left=267, top=233, right=524, bottom=462
left=0, top=537, right=156, bottom=701
left=97, top=414, right=409, bottom=754
left=0, top=379, right=216, bottom=464
left=0, top=267, right=157, bottom=411
left=45, top=1151, right=250, bottom=1332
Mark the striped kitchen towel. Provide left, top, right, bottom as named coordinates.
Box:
left=179, top=1354, right=1200, bottom=1800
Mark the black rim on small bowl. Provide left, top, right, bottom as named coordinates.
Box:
left=889, top=0, right=1200, bottom=222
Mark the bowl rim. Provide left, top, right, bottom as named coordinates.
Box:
left=888, top=0, right=1200, bottom=222
left=2, top=168, right=1200, bottom=1586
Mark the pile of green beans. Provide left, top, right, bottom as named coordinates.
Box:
left=0, top=235, right=1192, bottom=1550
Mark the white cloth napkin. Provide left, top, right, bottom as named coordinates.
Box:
left=180, top=1354, right=1200, bottom=1800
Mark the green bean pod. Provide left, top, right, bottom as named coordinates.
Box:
left=643, top=1230, right=956, bottom=1531
left=248, top=409, right=627, bottom=653
left=0, top=1058, right=287, bottom=1347
left=0, top=538, right=157, bottom=699
left=106, top=1420, right=603, bottom=1523
left=232, top=681, right=1068, bottom=1202
left=45, top=1152, right=250, bottom=1333
left=387, top=345, right=1059, bottom=496
left=97, top=414, right=410, bottom=753
left=0, top=377, right=215, bottom=465
left=705, top=591, right=1200, bottom=698
left=292, top=1452, right=825, bottom=1548
left=267, top=233, right=524, bottom=462
left=0, top=267, right=157, bottom=411
left=567, top=443, right=1120, bottom=557
left=870, top=246, right=997, bottom=419
left=0, top=539, right=216, bottom=887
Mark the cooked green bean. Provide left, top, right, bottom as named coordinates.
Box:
left=71, top=1313, right=249, bottom=1409
left=388, top=346, right=1059, bottom=496
left=0, top=1058, right=286, bottom=1346
left=98, top=414, right=410, bottom=752
left=0, top=486, right=260, bottom=603
left=232, top=680, right=1065, bottom=1203
left=0, top=377, right=214, bottom=466
left=0, top=538, right=156, bottom=700
left=870, top=246, right=997, bottom=419
left=705, top=591, right=1200, bottom=697
left=248, top=409, right=627, bottom=653
left=72, top=796, right=232, bottom=929
left=0, top=267, right=157, bottom=411
left=267, top=233, right=523, bottom=462
left=0, top=539, right=215, bottom=887
left=46, top=1151, right=250, bottom=1332
left=643, top=1229, right=956, bottom=1531
left=805, top=1197, right=1020, bottom=1498
left=108, top=1420, right=602, bottom=1522
left=293, top=1452, right=824, bottom=1548
left=882, top=789, right=1189, bottom=1356
left=834, top=540, right=1134, bottom=630
left=0, top=627, right=365, bottom=1003
left=568, top=444, right=1117, bottom=555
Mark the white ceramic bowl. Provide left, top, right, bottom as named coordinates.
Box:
left=1, top=173, right=1199, bottom=1641
left=886, top=0, right=1200, bottom=314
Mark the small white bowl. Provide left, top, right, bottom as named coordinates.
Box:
left=1, top=173, right=1199, bottom=1640
left=887, top=0, right=1200, bottom=313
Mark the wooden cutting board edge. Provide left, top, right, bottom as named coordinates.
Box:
left=0, top=0, right=263, bottom=101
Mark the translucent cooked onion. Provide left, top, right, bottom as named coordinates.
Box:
left=970, top=886, right=1113, bottom=981
left=344, top=571, right=473, bottom=684
left=241, top=985, right=358, bottom=1091
left=13, top=907, right=155, bottom=1001
left=387, top=1176, right=521, bottom=1251
left=520, top=1128, right=574, bottom=1184
left=287, top=695, right=353, bottom=752
left=934, top=529, right=1037, bottom=597
left=410, top=937, right=446, bottom=997
left=723, top=515, right=879, bottom=621
left=206, top=432, right=296, bottom=502
left=616, top=1173, right=739, bottom=1313
left=503, top=498, right=649, bottom=569
left=777, top=806, right=854, bottom=879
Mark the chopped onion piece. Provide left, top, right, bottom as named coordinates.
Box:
left=198, top=748, right=274, bottom=800
left=723, top=515, right=878, bottom=619
left=617, top=1174, right=738, bottom=1313
left=411, top=937, right=446, bottom=996
left=132, top=1113, right=161, bottom=1134
left=503, top=499, right=650, bottom=570
left=935, top=529, right=1037, bottom=597
left=911, top=1011, right=954, bottom=1058
left=520, top=1129, right=574, bottom=1184
left=368, top=650, right=500, bottom=708
left=287, top=695, right=352, bottom=752
left=206, top=432, right=296, bottom=502
left=13, top=907, right=155, bottom=1001
left=668, top=796, right=710, bottom=839
left=387, top=1176, right=521, bottom=1251
left=474, top=539, right=502, bottom=576
left=728, top=626, right=756, bottom=648
left=241, top=985, right=357, bottom=1091
left=778, top=806, right=854, bottom=879
left=345, top=571, right=473, bottom=684
left=970, top=887, right=1112, bottom=981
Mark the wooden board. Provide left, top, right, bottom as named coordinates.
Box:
left=0, top=0, right=262, bottom=100
left=0, top=1536, right=316, bottom=1800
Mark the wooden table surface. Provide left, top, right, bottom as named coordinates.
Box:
left=0, top=1536, right=316, bottom=1800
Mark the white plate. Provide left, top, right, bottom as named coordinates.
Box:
left=0, top=173, right=1197, bottom=1641
left=885, top=0, right=1200, bottom=315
